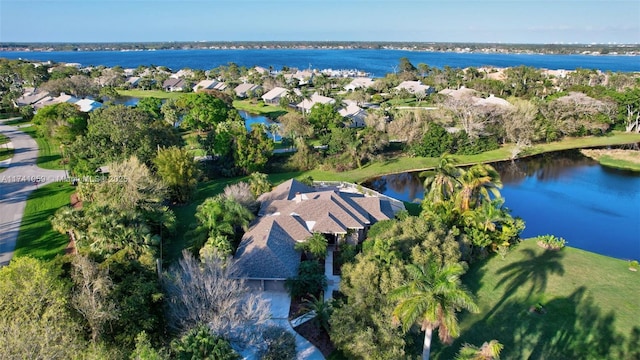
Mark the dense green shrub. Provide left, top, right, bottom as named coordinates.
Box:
left=285, top=261, right=327, bottom=299
left=259, top=326, right=297, bottom=360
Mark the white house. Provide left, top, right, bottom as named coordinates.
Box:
left=394, top=80, right=433, bottom=95
left=296, top=92, right=335, bottom=113
left=261, top=87, right=289, bottom=105
left=344, top=77, right=375, bottom=92
left=74, top=99, right=103, bottom=112
left=193, top=79, right=227, bottom=92
left=339, top=102, right=367, bottom=128
left=234, top=83, right=262, bottom=98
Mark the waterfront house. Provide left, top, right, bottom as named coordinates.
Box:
left=296, top=92, right=335, bottom=113
left=344, top=77, right=375, bottom=92
left=74, top=99, right=103, bottom=112
left=261, top=87, right=289, bottom=105
left=234, top=83, right=262, bottom=98
left=162, top=78, right=186, bottom=92
left=394, top=80, right=433, bottom=95
left=234, top=179, right=403, bottom=290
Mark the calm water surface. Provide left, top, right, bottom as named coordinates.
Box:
left=238, top=111, right=281, bottom=141
left=365, top=151, right=640, bottom=260
left=3, top=49, right=639, bottom=76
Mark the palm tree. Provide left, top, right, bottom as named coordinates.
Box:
left=267, top=122, right=281, bottom=142
left=391, top=261, right=479, bottom=360
left=301, top=293, right=333, bottom=333
left=455, top=164, right=502, bottom=212
left=422, top=153, right=462, bottom=204
left=456, top=340, right=504, bottom=360
left=194, top=196, right=254, bottom=251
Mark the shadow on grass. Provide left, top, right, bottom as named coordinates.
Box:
left=484, top=247, right=565, bottom=320
left=433, top=287, right=640, bottom=359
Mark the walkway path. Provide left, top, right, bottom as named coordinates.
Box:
left=0, top=120, right=67, bottom=266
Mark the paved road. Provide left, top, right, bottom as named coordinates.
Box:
left=0, top=120, right=67, bottom=266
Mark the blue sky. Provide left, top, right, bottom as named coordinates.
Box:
left=1, top=0, right=638, bottom=44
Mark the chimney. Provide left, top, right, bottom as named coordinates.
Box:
left=294, top=192, right=302, bottom=203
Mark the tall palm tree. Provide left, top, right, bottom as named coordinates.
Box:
left=455, top=164, right=502, bottom=212
left=422, top=153, right=462, bottom=204
left=391, top=261, right=479, bottom=360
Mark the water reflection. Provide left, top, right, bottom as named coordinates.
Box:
left=364, top=150, right=640, bottom=259
left=238, top=111, right=282, bottom=141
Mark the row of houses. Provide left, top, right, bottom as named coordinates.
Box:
left=15, top=88, right=102, bottom=112
left=261, top=87, right=367, bottom=127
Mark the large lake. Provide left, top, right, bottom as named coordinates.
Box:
left=2, top=49, right=639, bottom=76
left=365, top=150, right=640, bottom=260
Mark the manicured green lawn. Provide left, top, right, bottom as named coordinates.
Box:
left=232, top=100, right=288, bottom=119
left=14, top=182, right=75, bottom=260
left=21, top=125, right=64, bottom=170
left=431, top=239, right=640, bottom=359
left=0, top=134, right=13, bottom=161
left=117, top=89, right=184, bottom=100
left=598, top=156, right=640, bottom=171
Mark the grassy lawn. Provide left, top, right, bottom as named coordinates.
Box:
left=581, top=149, right=640, bottom=172
left=431, top=239, right=640, bottom=359
left=0, top=134, right=13, bottom=161
left=21, top=125, right=64, bottom=170
left=117, top=89, right=184, bottom=100
left=14, top=182, right=75, bottom=260
left=1, top=117, right=30, bottom=126
left=232, top=100, right=288, bottom=119
left=598, top=156, right=640, bottom=171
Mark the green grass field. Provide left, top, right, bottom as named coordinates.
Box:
left=14, top=182, right=75, bottom=260
left=598, top=156, right=640, bottom=171
left=232, top=100, right=288, bottom=119
left=21, top=125, right=64, bottom=170
left=117, top=89, right=184, bottom=100
left=431, top=239, right=640, bottom=359
left=0, top=134, right=13, bottom=161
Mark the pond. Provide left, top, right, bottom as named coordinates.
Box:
left=238, top=110, right=282, bottom=141
left=364, top=150, right=640, bottom=260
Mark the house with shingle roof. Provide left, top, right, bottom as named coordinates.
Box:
left=15, top=88, right=49, bottom=107
left=234, top=179, right=402, bottom=290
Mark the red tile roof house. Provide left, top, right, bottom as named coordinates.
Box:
left=234, top=179, right=404, bottom=291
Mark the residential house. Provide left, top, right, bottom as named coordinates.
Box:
left=296, top=92, right=335, bottom=113
left=162, top=78, right=186, bottom=92
left=261, top=87, right=289, bottom=105
left=33, top=92, right=80, bottom=111
left=344, top=77, right=375, bottom=92
left=339, top=101, right=367, bottom=128
left=192, top=79, right=226, bottom=92
left=234, top=179, right=403, bottom=290
left=234, top=83, right=262, bottom=98
left=74, top=99, right=103, bottom=112
left=394, top=80, right=433, bottom=95
left=292, top=69, right=315, bottom=85
left=125, top=76, right=141, bottom=87
left=15, top=88, right=49, bottom=107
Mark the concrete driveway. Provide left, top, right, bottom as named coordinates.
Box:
left=0, top=120, right=67, bottom=266
left=248, top=291, right=325, bottom=360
